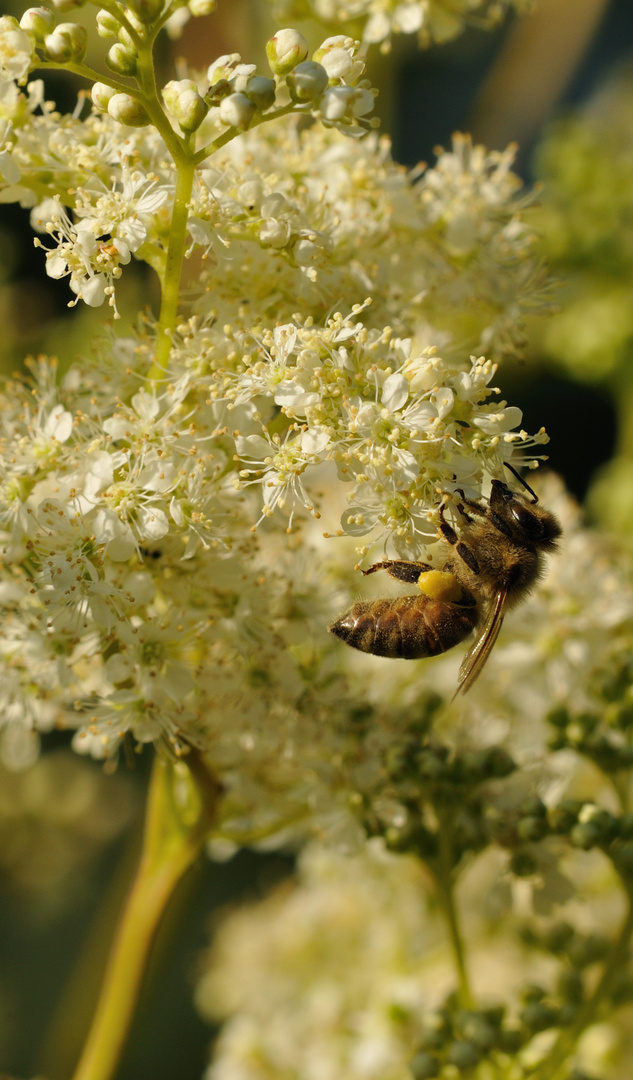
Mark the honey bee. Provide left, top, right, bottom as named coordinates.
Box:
left=329, top=472, right=562, bottom=696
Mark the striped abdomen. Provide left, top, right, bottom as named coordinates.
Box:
left=329, top=594, right=478, bottom=660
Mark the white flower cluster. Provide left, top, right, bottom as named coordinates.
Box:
left=0, top=299, right=538, bottom=782
left=190, top=127, right=552, bottom=360
left=0, top=326, right=631, bottom=856
left=197, top=842, right=438, bottom=1080
left=265, top=0, right=537, bottom=49
left=212, top=313, right=546, bottom=548
left=0, top=0, right=585, bottom=860
left=197, top=823, right=626, bottom=1080
left=1, top=35, right=550, bottom=348
left=0, top=15, right=35, bottom=88
left=0, top=24, right=381, bottom=310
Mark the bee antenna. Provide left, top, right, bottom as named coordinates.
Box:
left=503, top=461, right=538, bottom=503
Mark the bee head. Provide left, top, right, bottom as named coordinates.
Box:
left=491, top=480, right=562, bottom=551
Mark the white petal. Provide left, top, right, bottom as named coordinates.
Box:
left=169, top=496, right=184, bottom=525
left=131, top=388, right=160, bottom=420
left=76, top=275, right=107, bottom=307
left=381, top=372, right=409, bottom=412
left=301, top=428, right=330, bottom=454
left=235, top=434, right=271, bottom=459
left=0, top=149, right=20, bottom=184
left=431, top=387, right=454, bottom=419
left=136, top=505, right=170, bottom=540
left=44, top=404, right=73, bottom=442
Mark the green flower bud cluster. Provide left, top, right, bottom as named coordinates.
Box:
left=544, top=798, right=633, bottom=883
left=490, top=794, right=548, bottom=869
left=369, top=711, right=516, bottom=865
left=91, top=81, right=150, bottom=126
left=519, top=922, right=633, bottom=1057
left=409, top=1001, right=525, bottom=1079
left=409, top=970, right=611, bottom=1080
left=548, top=705, right=633, bottom=773
left=588, top=649, right=633, bottom=726
left=521, top=920, right=610, bottom=969
left=493, top=794, right=633, bottom=884
left=518, top=980, right=581, bottom=1037
left=520, top=920, right=633, bottom=1017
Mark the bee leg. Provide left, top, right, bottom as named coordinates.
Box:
left=438, top=507, right=481, bottom=575
left=362, top=560, right=433, bottom=585
left=438, top=503, right=461, bottom=544
left=454, top=542, right=480, bottom=574
left=455, top=489, right=493, bottom=520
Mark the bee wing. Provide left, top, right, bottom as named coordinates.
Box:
left=453, top=586, right=508, bottom=697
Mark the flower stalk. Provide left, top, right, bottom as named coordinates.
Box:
left=150, top=155, right=196, bottom=378
left=71, top=753, right=221, bottom=1080
left=434, top=812, right=474, bottom=1010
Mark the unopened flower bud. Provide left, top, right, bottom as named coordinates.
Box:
left=163, top=79, right=208, bottom=132
left=266, top=28, right=308, bottom=76
left=117, top=12, right=144, bottom=47
left=188, top=0, right=216, bottom=14
left=106, top=41, right=137, bottom=75
left=44, top=21, right=87, bottom=62
left=410, top=1051, right=440, bottom=1080
left=218, top=92, right=255, bottom=129
left=259, top=218, right=291, bottom=248
left=260, top=192, right=287, bottom=217
left=50, top=0, right=85, bottom=10
left=107, top=92, right=150, bottom=126
left=294, top=238, right=320, bottom=265
left=96, top=8, right=120, bottom=36
left=126, top=0, right=164, bottom=23
left=20, top=7, right=56, bottom=39
left=286, top=60, right=328, bottom=102
left=246, top=75, right=275, bottom=111
left=91, top=81, right=115, bottom=111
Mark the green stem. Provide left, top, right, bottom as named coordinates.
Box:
left=434, top=817, right=474, bottom=1009
left=148, top=156, right=196, bottom=378
left=193, top=102, right=303, bottom=166
left=70, top=752, right=221, bottom=1080
left=531, top=888, right=633, bottom=1080
left=37, top=60, right=138, bottom=97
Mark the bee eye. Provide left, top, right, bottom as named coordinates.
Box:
left=511, top=504, right=541, bottom=537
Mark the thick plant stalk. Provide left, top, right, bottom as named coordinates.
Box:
left=71, top=752, right=221, bottom=1080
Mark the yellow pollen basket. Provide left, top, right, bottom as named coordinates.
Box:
left=417, top=569, right=465, bottom=604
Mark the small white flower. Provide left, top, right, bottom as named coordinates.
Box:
left=0, top=16, right=34, bottom=86
left=234, top=427, right=323, bottom=530
left=320, top=85, right=374, bottom=123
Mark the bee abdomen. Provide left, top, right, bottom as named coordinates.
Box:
left=329, top=595, right=477, bottom=660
